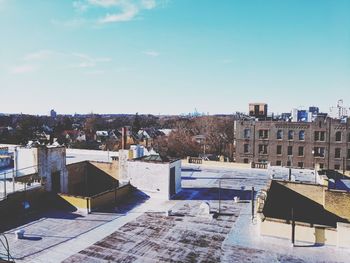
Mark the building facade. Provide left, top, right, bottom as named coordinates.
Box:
left=249, top=103, right=268, bottom=119
left=235, top=116, right=350, bottom=170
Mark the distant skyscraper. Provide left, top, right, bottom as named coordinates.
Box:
left=50, top=109, right=57, bottom=118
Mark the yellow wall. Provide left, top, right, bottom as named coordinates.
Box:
left=57, top=184, right=132, bottom=213
left=57, top=193, right=88, bottom=210
left=89, top=161, right=119, bottom=180
left=276, top=181, right=325, bottom=206
left=325, top=191, right=350, bottom=221
left=89, top=184, right=132, bottom=211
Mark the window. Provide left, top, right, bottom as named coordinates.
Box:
left=277, top=130, right=283, bottom=140
left=259, top=129, right=269, bottom=139
left=298, top=146, right=304, bottom=157
left=287, top=161, right=292, bottom=167
left=335, top=131, right=342, bottom=142
left=277, top=145, right=282, bottom=155
left=244, top=144, right=250, bottom=153
left=314, top=131, right=326, bottom=142
left=299, top=130, right=305, bottom=141
left=276, top=160, right=282, bottom=166
left=298, top=162, right=304, bottom=168
left=335, top=148, right=341, bottom=158
left=319, top=163, right=324, bottom=169
left=348, top=149, right=350, bottom=159
left=348, top=133, right=350, bottom=142
left=288, top=146, right=293, bottom=156
left=244, top=129, right=251, bottom=139
left=258, top=144, right=268, bottom=154
left=288, top=130, right=294, bottom=140
left=244, top=158, right=249, bottom=164
left=335, top=164, right=340, bottom=170
left=314, top=147, right=325, bottom=157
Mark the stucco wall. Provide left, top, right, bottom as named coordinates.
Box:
left=170, top=160, right=182, bottom=196
left=38, top=146, right=68, bottom=193
left=337, top=222, right=350, bottom=248
left=118, top=150, right=129, bottom=183
left=14, top=147, right=38, bottom=176
left=260, top=218, right=337, bottom=246
left=127, top=161, right=170, bottom=198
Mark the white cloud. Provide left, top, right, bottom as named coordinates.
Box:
left=23, top=50, right=55, bottom=61
left=11, top=50, right=111, bottom=73
left=71, top=52, right=112, bottom=68
left=87, top=0, right=121, bottom=8
left=71, top=0, right=160, bottom=24
left=51, top=18, right=87, bottom=29
left=141, top=0, right=156, bottom=10
left=143, top=50, right=160, bottom=57
left=100, top=4, right=138, bottom=23
left=10, top=64, right=37, bottom=74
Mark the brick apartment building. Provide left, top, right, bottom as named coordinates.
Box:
left=235, top=116, right=350, bottom=170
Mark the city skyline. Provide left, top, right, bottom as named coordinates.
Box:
left=0, top=0, right=349, bottom=115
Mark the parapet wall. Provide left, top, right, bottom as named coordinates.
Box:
left=58, top=183, right=133, bottom=213
left=89, top=161, right=119, bottom=180
left=182, top=159, right=251, bottom=170
left=325, top=190, right=350, bottom=220
left=0, top=186, right=47, bottom=231
left=275, top=181, right=325, bottom=206
left=271, top=180, right=350, bottom=221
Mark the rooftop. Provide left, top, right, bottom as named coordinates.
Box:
left=2, top=166, right=350, bottom=262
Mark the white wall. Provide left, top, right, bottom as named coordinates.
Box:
left=170, top=160, right=182, bottom=196
left=118, top=150, right=130, bottom=183
left=38, top=147, right=68, bottom=193
left=14, top=148, right=38, bottom=176
left=127, top=161, right=170, bottom=198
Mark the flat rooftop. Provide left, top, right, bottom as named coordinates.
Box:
left=1, top=166, right=350, bottom=262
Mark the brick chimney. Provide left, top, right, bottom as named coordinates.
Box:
left=121, top=127, right=128, bottom=150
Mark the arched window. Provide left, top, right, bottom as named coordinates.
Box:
left=288, top=130, right=294, bottom=140
left=277, top=130, right=283, bottom=140
left=335, top=131, right=342, bottom=142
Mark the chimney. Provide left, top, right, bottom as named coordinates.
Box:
left=122, top=127, right=128, bottom=150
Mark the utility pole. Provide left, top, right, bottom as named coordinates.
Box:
left=251, top=187, right=254, bottom=222
left=291, top=207, right=295, bottom=247
left=218, top=179, right=221, bottom=215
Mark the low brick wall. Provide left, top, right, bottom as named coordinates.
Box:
left=325, top=190, right=350, bottom=221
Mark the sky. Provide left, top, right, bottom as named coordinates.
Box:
left=0, top=0, right=349, bottom=116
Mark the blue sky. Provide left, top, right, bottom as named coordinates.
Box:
left=0, top=0, right=349, bottom=115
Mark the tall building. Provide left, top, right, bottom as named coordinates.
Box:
left=249, top=103, right=268, bottom=119
left=235, top=116, right=350, bottom=171
left=50, top=109, right=57, bottom=118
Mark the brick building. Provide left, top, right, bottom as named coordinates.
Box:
left=235, top=116, right=350, bottom=170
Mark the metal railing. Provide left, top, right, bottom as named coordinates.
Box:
left=0, top=165, right=40, bottom=201
left=0, top=233, right=14, bottom=262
